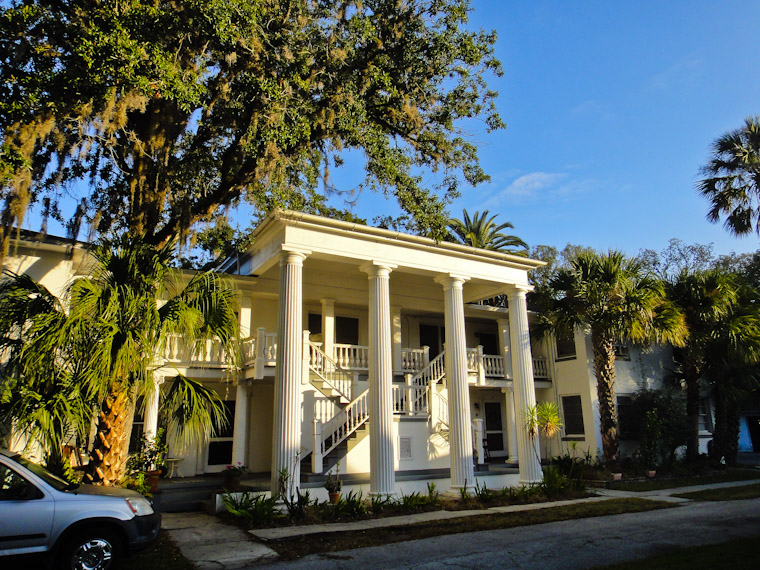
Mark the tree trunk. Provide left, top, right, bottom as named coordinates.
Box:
left=711, top=389, right=741, bottom=466
left=84, top=389, right=134, bottom=485
left=684, top=366, right=701, bottom=462
left=592, top=332, right=619, bottom=467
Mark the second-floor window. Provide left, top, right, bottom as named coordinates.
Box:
left=555, top=333, right=576, bottom=360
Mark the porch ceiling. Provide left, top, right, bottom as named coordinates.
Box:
left=251, top=257, right=514, bottom=311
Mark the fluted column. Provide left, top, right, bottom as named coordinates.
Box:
left=321, top=298, right=335, bottom=363
left=436, top=274, right=475, bottom=490
left=508, top=286, right=543, bottom=483
left=144, top=375, right=163, bottom=440
left=272, top=250, right=307, bottom=496
left=363, top=263, right=396, bottom=495
left=232, top=379, right=250, bottom=466
left=504, top=387, right=519, bottom=463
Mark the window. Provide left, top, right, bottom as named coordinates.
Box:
left=555, top=334, right=576, bottom=360
left=617, top=395, right=634, bottom=439
left=614, top=342, right=630, bottom=361
left=698, top=399, right=713, bottom=433
left=129, top=396, right=145, bottom=453
left=561, top=395, right=585, bottom=436
left=308, top=313, right=322, bottom=335
left=336, top=316, right=359, bottom=345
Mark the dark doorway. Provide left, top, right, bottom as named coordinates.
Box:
left=420, top=324, right=444, bottom=358
left=484, top=402, right=505, bottom=453
left=476, top=332, right=499, bottom=355
left=748, top=416, right=760, bottom=452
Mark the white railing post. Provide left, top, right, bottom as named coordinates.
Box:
left=477, top=345, right=486, bottom=386
left=302, top=330, right=311, bottom=384
left=423, top=345, right=430, bottom=366
left=429, top=382, right=438, bottom=432
left=405, top=374, right=414, bottom=415
left=312, top=418, right=323, bottom=474
left=473, top=419, right=485, bottom=465
left=255, top=327, right=266, bottom=379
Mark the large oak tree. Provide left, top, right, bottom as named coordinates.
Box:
left=0, top=0, right=503, bottom=256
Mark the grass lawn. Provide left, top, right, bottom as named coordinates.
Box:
left=267, top=498, right=674, bottom=561
left=595, top=535, right=760, bottom=570
left=674, top=482, right=760, bottom=501
left=606, top=467, right=760, bottom=492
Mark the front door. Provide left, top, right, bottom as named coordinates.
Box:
left=206, top=400, right=235, bottom=473
left=484, top=402, right=507, bottom=457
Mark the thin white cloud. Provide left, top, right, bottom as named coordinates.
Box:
left=646, top=53, right=702, bottom=91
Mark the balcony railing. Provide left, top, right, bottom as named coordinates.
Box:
left=163, top=328, right=550, bottom=381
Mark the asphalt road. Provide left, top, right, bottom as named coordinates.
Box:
left=258, top=497, right=760, bottom=570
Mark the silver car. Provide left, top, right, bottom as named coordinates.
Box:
left=0, top=449, right=161, bottom=569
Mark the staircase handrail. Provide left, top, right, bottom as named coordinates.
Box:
left=308, top=342, right=353, bottom=401
left=321, top=389, right=369, bottom=457
left=410, top=350, right=446, bottom=387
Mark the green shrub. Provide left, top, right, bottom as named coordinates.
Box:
left=334, top=490, right=367, bottom=519
left=222, top=492, right=279, bottom=527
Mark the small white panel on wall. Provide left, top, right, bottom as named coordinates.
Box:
left=399, top=436, right=413, bottom=461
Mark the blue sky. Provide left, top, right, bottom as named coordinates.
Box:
left=341, top=1, right=760, bottom=257
left=24, top=1, right=760, bottom=259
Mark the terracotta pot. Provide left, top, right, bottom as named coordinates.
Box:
left=612, top=472, right=622, bottom=481
left=646, top=470, right=656, bottom=478
left=146, top=470, right=161, bottom=493
left=328, top=491, right=341, bottom=504
left=223, top=471, right=243, bottom=491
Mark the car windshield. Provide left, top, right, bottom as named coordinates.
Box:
left=14, top=454, right=76, bottom=491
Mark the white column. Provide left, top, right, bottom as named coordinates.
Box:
left=391, top=307, right=402, bottom=374
left=232, top=380, right=250, bottom=466
left=508, top=286, right=543, bottom=483
left=321, top=298, right=335, bottom=361
left=497, top=318, right=513, bottom=380
left=504, top=387, right=519, bottom=463
left=436, top=274, right=475, bottom=490
left=363, top=262, right=396, bottom=496
left=271, top=250, right=308, bottom=496
left=144, top=375, right=162, bottom=440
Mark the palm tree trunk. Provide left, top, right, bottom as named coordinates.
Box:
left=684, top=366, right=701, bottom=462
left=592, top=332, right=619, bottom=467
left=85, top=389, right=134, bottom=485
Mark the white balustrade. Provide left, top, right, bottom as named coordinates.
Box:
left=482, top=354, right=505, bottom=378
left=241, top=337, right=256, bottom=366
left=391, top=385, right=428, bottom=416
left=321, top=390, right=369, bottom=457
left=466, top=348, right=479, bottom=373
left=309, top=343, right=353, bottom=400
left=401, top=348, right=428, bottom=372
left=333, top=343, right=369, bottom=370
left=532, top=356, right=549, bottom=379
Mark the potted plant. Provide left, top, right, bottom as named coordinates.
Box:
left=126, top=429, right=168, bottom=493
left=223, top=462, right=247, bottom=491
left=324, top=470, right=342, bottom=504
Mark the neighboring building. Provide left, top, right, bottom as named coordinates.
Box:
left=1, top=211, right=711, bottom=495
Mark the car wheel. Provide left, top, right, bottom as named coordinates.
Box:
left=58, top=528, right=122, bottom=570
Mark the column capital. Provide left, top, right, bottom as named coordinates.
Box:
left=279, top=248, right=310, bottom=266
left=321, top=298, right=335, bottom=309
left=506, top=284, right=533, bottom=297
left=434, top=273, right=470, bottom=289
left=360, top=261, right=397, bottom=278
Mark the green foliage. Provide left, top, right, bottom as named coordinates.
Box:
left=122, top=471, right=153, bottom=498
left=370, top=493, right=393, bottom=514
left=473, top=480, right=492, bottom=502
left=538, top=465, right=570, bottom=496
left=533, top=250, right=687, bottom=466
left=426, top=482, right=440, bottom=504
left=698, top=116, right=760, bottom=237
left=447, top=209, right=527, bottom=253
left=0, top=0, right=504, bottom=254
left=126, top=428, right=169, bottom=473
left=0, top=236, right=239, bottom=483
left=333, top=490, right=367, bottom=519
left=627, top=389, right=688, bottom=468
left=399, top=490, right=431, bottom=512
left=222, top=492, right=279, bottom=528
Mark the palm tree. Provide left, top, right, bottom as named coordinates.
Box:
left=0, top=236, right=239, bottom=484
left=698, top=116, right=760, bottom=236
left=664, top=269, right=741, bottom=462
left=448, top=209, right=528, bottom=252
left=535, top=251, right=686, bottom=466
left=0, top=273, right=90, bottom=477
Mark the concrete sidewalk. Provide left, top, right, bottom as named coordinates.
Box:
left=162, top=478, right=760, bottom=569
